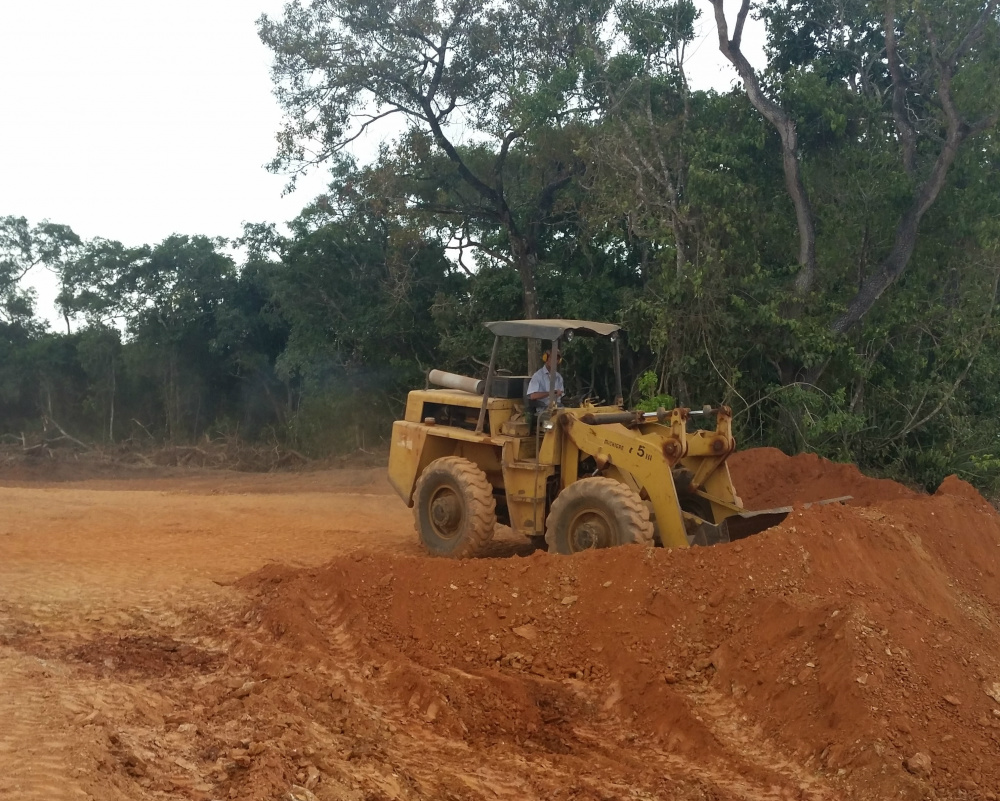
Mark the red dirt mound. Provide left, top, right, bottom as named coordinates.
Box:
left=234, top=450, right=1000, bottom=800
left=730, top=447, right=917, bottom=508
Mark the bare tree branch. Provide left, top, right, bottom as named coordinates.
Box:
left=886, top=264, right=1000, bottom=442
left=885, top=0, right=918, bottom=175
left=710, top=0, right=818, bottom=297
left=831, top=3, right=999, bottom=334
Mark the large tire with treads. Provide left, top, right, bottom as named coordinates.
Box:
left=413, top=456, right=497, bottom=558
left=545, top=477, right=654, bottom=554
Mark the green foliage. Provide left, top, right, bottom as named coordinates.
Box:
left=634, top=370, right=675, bottom=412
left=285, top=379, right=403, bottom=456
left=76, top=325, right=122, bottom=441
left=1, top=215, right=82, bottom=326
left=616, top=0, right=697, bottom=66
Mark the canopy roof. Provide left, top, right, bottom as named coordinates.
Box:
left=484, top=319, right=620, bottom=340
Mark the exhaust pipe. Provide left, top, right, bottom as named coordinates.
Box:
left=427, top=369, right=484, bottom=395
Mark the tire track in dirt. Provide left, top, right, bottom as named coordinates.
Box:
left=240, top=581, right=825, bottom=800
left=0, top=651, right=99, bottom=800
left=669, top=685, right=843, bottom=800
left=229, top=544, right=876, bottom=799
left=235, top=583, right=666, bottom=798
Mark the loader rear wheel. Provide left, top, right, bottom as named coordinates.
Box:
left=413, top=457, right=497, bottom=558
left=545, top=478, right=654, bottom=555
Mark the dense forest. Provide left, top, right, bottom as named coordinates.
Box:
left=2, top=0, right=1000, bottom=493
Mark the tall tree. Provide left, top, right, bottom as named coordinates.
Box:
left=271, top=197, right=460, bottom=375
left=76, top=325, right=123, bottom=442
left=589, top=0, right=698, bottom=279
left=258, top=0, right=614, bottom=349
left=710, top=0, right=1000, bottom=334
left=0, top=216, right=81, bottom=329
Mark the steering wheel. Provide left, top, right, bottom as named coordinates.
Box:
left=565, top=393, right=603, bottom=407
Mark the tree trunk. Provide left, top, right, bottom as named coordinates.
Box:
left=109, top=361, right=116, bottom=443
left=711, top=0, right=817, bottom=296
left=672, top=213, right=687, bottom=280
left=516, top=250, right=540, bottom=321
left=714, top=0, right=999, bottom=348
left=510, top=237, right=542, bottom=372
left=831, top=93, right=976, bottom=333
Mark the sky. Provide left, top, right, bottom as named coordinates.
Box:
left=0, top=0, right=764, bottom=325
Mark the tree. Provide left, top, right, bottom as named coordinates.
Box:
left=710, top=0, right=1000, bottom=336
left=57, top=237, right=149, bottom=327
left=0, top=216, right=82, bottom=330
left=77, top=325, right=123, bottom=442
left=588, top=0, right=699, bottom=279
left=271, top=196, right=460, bottom=374
left=59, top=235, right=239, bottom=439
left=258, top=0, right=615, bottom=355
left=253, top=195, right=461, bottom=453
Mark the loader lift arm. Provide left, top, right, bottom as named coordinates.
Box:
left=560, top=406, right=788, bottom=547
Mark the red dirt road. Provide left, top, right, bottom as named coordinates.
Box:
left=2, top=451, right=1000, bottom=800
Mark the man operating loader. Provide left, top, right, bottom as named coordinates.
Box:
left=526, top=349, right=564, bottom=411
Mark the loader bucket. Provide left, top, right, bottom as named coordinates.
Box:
left=684, top=506, right=792, bottom=546
left=686, top=518, right=731, bottom=546
left=723, top=506, right=792, bottom=541
left=709, top=495, right=853, bottom=544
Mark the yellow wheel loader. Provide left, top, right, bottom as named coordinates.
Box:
left=388, top=319, right=791, bottom=557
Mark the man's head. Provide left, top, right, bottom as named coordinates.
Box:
left=542, top=349, right=562, bottom=366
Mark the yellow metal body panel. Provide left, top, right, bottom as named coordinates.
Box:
left=560, top=434, right=579, bottom=488
left=402, top=388, right=517, bottom=436
left=387, top=421, right=455, bottom=504
left=554, top=405, right=742, bottom=548
left=389, top=389, right=531, bottom=506
left=404, top=388, right=512, bottom=419
left=501, top=441, right=555, bottom=537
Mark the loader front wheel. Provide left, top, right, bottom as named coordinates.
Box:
left=545, top=478, right=654, bottom=555
left=413, top=457, right=497, bottom=558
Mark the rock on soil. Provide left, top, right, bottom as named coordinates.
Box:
left=903, top=752, right=932, bottom=778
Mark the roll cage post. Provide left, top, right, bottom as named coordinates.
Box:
left=475, top=335, right=502, bottom=435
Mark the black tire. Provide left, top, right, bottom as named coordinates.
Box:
left=413, top=456, right=497, bottom=558
left=545, top=477, right=654, bottom=554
